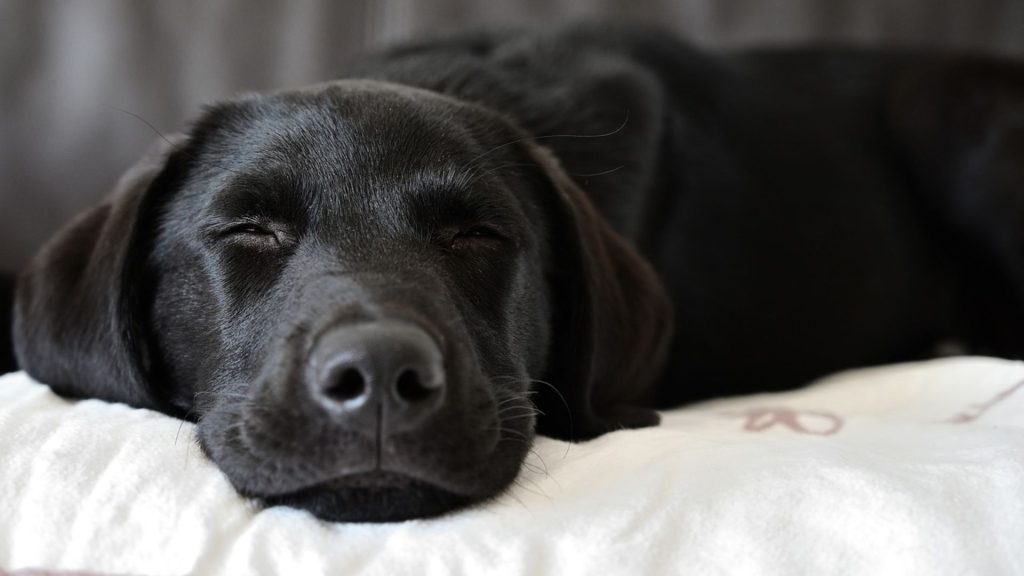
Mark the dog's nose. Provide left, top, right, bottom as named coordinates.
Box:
left=309, top=321, right=445, bottom=434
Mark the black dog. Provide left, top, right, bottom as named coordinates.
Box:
left=10, top=23, right=1024, bottom=522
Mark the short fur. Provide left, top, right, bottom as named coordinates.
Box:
left=10, top=23, right=1024, bottom=522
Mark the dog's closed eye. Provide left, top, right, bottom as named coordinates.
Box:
left=216, top=221, right=286, bottom=249
left=449, top=225, right=505, bottom=250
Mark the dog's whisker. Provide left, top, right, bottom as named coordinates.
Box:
left=497, top=413, right=540, bottom=424
left=460, top=161, right=541, bottom=189
left=496, top=402, right=539, bottom=414
left=108, top=105, right=247, bottom=178
left=525, top=378, right=574, bottom=442
left=573, top=164, right=625, bottom=178
left=496, top=405, right=541, bottom=417
left=521, top=461, right=545, bottom=476
left=494, top=395, right=526, bottom=408
left=506, top=484, right=532, bottom=513
left=462, top=108, right=631, bottom=171
left=498, top=427, right=531, bottom=441
left=513, top=475, right=552, bottom=502
left=525, top=450, right=550, bottom=479
left=174, top=417, right=192, bottom=446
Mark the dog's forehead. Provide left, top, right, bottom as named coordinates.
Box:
left=287, top=79, right=464, bottom=109
left=215, top=80, right=497, bottom=164
left=185, top=80, right=529, bottom=232
left=189, top=79, right=520, bottom=195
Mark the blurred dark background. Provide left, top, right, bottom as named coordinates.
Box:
left=2, top=0, right=1023, bottom=273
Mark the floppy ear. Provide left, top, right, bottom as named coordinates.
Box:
left=524, top=142, right=674, bottom=441
left=13, top=137, right=185, bottom=411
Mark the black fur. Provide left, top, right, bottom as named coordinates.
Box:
left=0, top=273, right=14, bottom=374
left=10, top=23, right=1024, bottom=522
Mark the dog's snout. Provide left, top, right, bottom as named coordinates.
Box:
left=310, top=321, right=445, bottom=433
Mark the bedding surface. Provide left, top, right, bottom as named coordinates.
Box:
left=1, top=357, right=1022, bottom=575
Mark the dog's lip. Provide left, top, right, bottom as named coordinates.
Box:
left=248, top=466, right=463, bottom=501
left=320, top=469, right=430, bottom=490
left=259, top=469, right=476, bottom=522
left=233, top=437, right=503, bottom=499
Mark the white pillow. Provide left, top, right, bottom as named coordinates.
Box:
left=1, top=357, right=1022, bottom=575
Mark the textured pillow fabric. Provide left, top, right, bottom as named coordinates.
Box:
left=1, top=358, right=1022, bottom=575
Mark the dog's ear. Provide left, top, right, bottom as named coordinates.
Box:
left=523, top=142, right=673, bottom=441
left=13, top=137, right=185, bottom=411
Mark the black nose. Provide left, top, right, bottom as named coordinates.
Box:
left=309, top=321, right=445, bottom=434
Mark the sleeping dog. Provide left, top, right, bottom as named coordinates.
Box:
left=10, top=23, right=1024, bottom=522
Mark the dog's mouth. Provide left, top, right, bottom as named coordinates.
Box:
left=258, top=470, right=475, bottom=522
left=236, top=420, right=533, bottom=522
left=199, top=390, right=535, bottom=522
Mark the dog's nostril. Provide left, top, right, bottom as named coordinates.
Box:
left=309, top=322, right=446, bottom=431
left=395, top=369, right=434, bottom=403
left=325, top=368, right=368, bottom=403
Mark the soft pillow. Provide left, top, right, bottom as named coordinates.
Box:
left=1, top=357, right=1022, bottom=575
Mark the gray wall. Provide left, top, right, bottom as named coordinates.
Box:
left=2, top=0, right=1023, bottom=272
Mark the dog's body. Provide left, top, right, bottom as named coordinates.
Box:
left=345, top=25, right=1024, bottom=404
left=9, top=24, right=1024, bottom=521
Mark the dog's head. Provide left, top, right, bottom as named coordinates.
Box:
left=14, top=80, right=671, bottom=522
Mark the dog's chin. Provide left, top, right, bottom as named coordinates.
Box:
left=258, top=471, right=478, bottom=522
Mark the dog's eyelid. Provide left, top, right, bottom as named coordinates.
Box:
left=455, top=224, right=503, bottom=239
left=203, top=218, right=291, bottom=248
left=446, top=223, right=522, bottom=252
left=227, top=223, right=270, bottom=235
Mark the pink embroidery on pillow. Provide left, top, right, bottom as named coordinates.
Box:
left=947, top=378, right=1024, bottom=424
left=727, top=407, right=844, bottom=435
